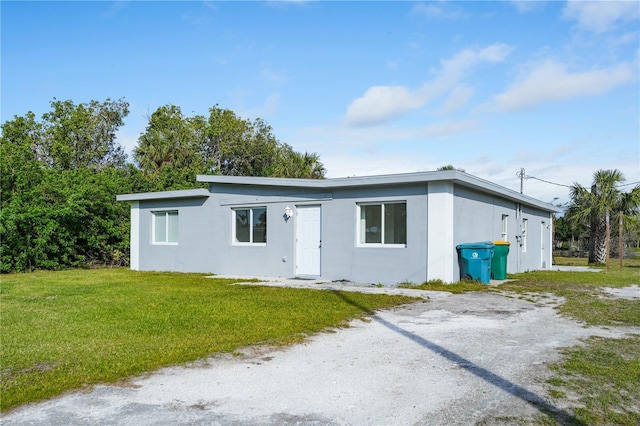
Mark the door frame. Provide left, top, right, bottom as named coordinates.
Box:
left=295, top=204, right=322, bottom=277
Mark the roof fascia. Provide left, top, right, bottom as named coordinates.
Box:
left=116, top=188, right=210, bottom=202
left=198, top=171, right=560, bottom=213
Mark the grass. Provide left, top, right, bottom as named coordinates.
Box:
left=499, top=256, right=640, bottom=425
left=3, top=260, right=639, bottom=422
left=0, top=268, right=416, bottom=412
left=399, top=278, right=491, bottom=294
left=545, top=335, right=640, bottom=425
left=500, top=256, right=640, bottom=327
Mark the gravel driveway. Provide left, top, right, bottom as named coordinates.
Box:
left=3, top=281, right=638, bottom=425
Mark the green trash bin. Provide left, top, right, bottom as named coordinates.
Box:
left=457, top=242, right=494, bottom=284
left=491, top=241, right=510, bottom=280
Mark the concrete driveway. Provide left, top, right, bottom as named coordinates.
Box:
left=3, top=281, right=638, bottom=425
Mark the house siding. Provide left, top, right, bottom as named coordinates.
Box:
left=135, top=197, right=213, bottom=273
left=119, top=171, right=558, bottom=284
left=453, top=185, right=553, bottom=274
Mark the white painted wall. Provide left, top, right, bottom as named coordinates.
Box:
left=130, top=201, right=139, bottom=270
left=427, top=182, right=454, bottom=282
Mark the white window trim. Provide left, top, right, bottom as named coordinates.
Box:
left=356, top=201, right=407, bottom=248
left=501, top=214, right=509, bottom=242
left=152, top=210, right=178, bottom=245
left=522, top=218, right=528, bottom=252
left=232, top=207, right=267, bottom=246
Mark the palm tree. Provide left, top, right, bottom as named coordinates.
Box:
left=566, top=169, right=640, bottom=264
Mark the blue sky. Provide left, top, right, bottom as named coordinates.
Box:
left=2, top=1, right=639, bottom=204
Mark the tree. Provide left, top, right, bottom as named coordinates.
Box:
left=0, top=112, right=45, bottom=205
left=553, top=215, right=587, bottom=252
left=41, top=98, right=129, bottom=170
left=1, top=99, right=136, bottom=272
left=134, top=104, right=326, bottom=183
left=205, top=107, right=280, bottom=177
left=437, top=165, right=466, bottom=172
left=271, top=144, right=326, bottom=179
left=133, top=105, right=204, bottom=177
left=566, top=169, right=640, bottom=264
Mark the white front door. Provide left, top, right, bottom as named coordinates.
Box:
left=296, top=205, right=321, bottom=276
left=541, top=221, right=547, bottom=269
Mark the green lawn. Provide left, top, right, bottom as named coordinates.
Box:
left=501, top=257, right=640, bottom=425
left=0, top=268, right=415, bottom=411
left=2, top=261, right=639, bottom=423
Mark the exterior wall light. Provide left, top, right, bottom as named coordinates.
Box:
left=284, top=206, right=293, bottom=220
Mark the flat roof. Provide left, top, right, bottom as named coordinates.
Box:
left=116, top=188, right=210, bottom=202
left=196, top=171, right=561, bottom=213
left=116, top=171, right=560, bottom=213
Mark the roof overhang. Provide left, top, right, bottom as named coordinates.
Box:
left=116, top=188, right=210, bottom=202
left=197, top=171, right=561, bottom=213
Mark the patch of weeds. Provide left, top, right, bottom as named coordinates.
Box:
left=477, top=416, right=534, bottom=425
left=543, top=335, right=640, bottom=425
left=559, top=297, right=640, bottom=327
left=546, top=377, right=567, bottom=387
left=547, top=389, right=567, bottom=399
left=399, top=279, right=490, bottom=294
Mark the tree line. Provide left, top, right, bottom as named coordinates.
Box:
left=1, top=98, right=325, bottom=272
left=2, top=99, right=638, bottom=273
left=556, top=169, right=640, bottom=264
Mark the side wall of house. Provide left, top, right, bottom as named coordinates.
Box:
left=452, top=186, right=553, bottom=276
left=135, top=197, right=216, bottom=273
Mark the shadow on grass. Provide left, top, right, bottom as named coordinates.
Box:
left=333, top=291, right=585, bottom=426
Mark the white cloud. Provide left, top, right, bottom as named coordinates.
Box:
left=563, top=0, right=640, bottom=33
left=344, top=86, right=425, bottom=127
left=240, top=93, right=281, bottom=119
left=510, top=1, right=543, bottom=14
left=491, top=60, right=635, bottom=111
left=260, top=65, right=289, bottom=85
left=411, top=2, right=467, bottom=20
left=345, top=43, right=512, bottom=126
left=439, top=85, right=473, bottom=114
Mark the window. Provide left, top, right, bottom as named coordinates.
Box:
left=234, top=207, right=267, bottom=244
left=522, top=218, right=528, bottom=252
left=501, top=214, right=509, bottom=241
left=153, top=211, right=178, bottom=244
left=358, top=202, right=406, bottom=246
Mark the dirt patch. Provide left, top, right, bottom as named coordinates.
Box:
left=3, top=292, right=638, bottom=425
left=600, top=284, right=640, bottom=300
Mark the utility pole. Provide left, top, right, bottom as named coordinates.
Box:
left=517, top=168, right=525, bottom=194
left=619, top=211, right=623, bottom=269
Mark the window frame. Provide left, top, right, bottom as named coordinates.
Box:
left=152, top=210, right=179, bottom=245
left=501, top=214, right=509, bottom=242
left=357, top=201, right=407, bottom=248
left=232, top=206, right=267, bottom=245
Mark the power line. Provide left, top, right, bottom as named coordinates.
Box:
left=617, top=181, right=640, bottom=187
left=524, top=175, right=572, bottom=188
left=520, top=173, right=639, bottom=190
